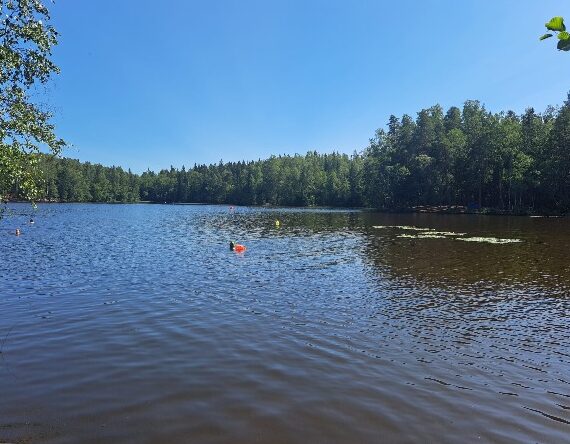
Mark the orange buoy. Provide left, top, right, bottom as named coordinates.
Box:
left=229, top=241, right=246, bottom=252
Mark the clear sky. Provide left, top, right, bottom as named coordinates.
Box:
left=48, top=0, right=569, bottom=173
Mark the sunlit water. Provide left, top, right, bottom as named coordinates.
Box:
left=1, top=204, right=569, bottom=443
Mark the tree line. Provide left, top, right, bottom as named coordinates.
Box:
left=6, top=94, right=570, bottom=214
left=2, top=1, right=568, bottom=213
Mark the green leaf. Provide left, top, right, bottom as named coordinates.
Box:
left=540, top=33, right=554, bottom=40
left=557, top=38, right=570, bottom=51
left=545, top=16, right=566, bottom=32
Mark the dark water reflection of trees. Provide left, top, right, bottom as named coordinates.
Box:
left=362, top=213, right=570, bottom=296
left=252, top=209, right=570, bottom=297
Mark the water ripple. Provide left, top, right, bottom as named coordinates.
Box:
left=0, top=204, right=568, bottom=443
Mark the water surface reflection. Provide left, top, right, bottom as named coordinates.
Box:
left=0, top=205, right=568, bottom=443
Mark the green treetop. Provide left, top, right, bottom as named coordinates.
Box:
left=0, top=0, right=65, bottom=203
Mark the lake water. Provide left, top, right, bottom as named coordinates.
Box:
left=1, top=204, right=569, bottom=443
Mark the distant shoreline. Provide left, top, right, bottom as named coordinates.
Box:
left=4, top=200, right=566, bottom=217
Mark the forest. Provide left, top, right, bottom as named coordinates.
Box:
left=8, top=95, right=570, bottom=214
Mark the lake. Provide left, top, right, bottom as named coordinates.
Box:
left=1, top=204, right=569, bottom=443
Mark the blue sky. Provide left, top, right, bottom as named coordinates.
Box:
left=49, top=0, right=569, bottom=173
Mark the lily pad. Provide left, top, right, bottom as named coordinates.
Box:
left=398, top=233, right=446, bottom=239
left=458, top=237, right=522, bottom=244
left=429, top=231, right=466, bottom=236
left=372, top=225, right=434, bottom=231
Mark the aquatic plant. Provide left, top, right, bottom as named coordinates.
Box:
left=398, top=233, right=447, bottom=239
left=373, top=225, right=434, bottom=231
left=376, top=225, right=521, bottom=244
left=458, top=237, right=522, bottom=244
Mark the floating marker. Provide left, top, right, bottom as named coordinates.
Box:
left=230, top=240, right=246, bottom=252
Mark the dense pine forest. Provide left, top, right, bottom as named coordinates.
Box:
left=8, top=96, right=570, bottom=213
